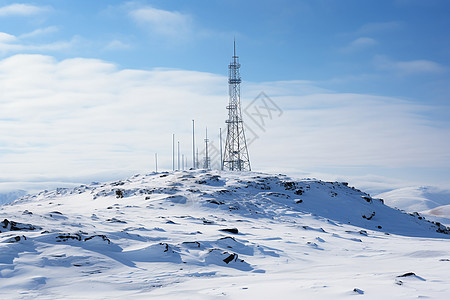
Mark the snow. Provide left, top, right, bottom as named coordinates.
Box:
left=376, top=186, right=450, bottom=225
left=1, top=170, right=449, bottom=299
left=0, top=190, right=27, bottom=206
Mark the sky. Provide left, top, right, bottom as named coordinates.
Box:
left=0, top=0, right=450, bottom=194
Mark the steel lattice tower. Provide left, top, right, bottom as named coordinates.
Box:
left=223, top=41, right=251, bottom=171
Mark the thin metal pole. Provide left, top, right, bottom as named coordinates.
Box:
left=196, top=147, right=199, bottom=169
left=192, top=120, right=195, bottom=169
left=220, top=128, right=223, bottom=171
left=155, top=153, right=158, bottom=173
left=172, top=134, right=175, bottom=171
left=205, top=127, right=209, bottom=169
left=177, top=141, right=180, bottom=170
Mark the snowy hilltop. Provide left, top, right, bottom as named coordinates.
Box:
left=1, top=170, right=449, bottom=299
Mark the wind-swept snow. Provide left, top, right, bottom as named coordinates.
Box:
left=1, top=170, right=449, bottom=299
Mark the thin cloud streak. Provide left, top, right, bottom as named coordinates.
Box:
left=128, top=5, right=193, bottom=41
left=374, top=55, right=446, bottom=75
left=0, top=3, right=49, bottom=17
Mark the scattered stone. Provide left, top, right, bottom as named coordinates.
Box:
left=220, top=228, right=239, bottom=234
left=397, top=272, right=416, bottom=277
left=0, top=219, right=41, bottom=232
left=294, top=189, right=304, bottom=195
left=115, top=190, right=124, bottom=198
left=56, top=233, right=82, bottom=242
left=84, top=235, right=111, bottom=244
left=106, top=218, right=127, bottom=224
left=7, top=235, right=26, bottom=243
left=361, top=196, right=372, bottom=203
left=182, top=241, right=201, bottom=248
left=282, top=182, right=297, bottom=190
left=223, top=253, right=237, bottom=264
left=353, top=288, right=364, bottom=294
left=22, top=210, right=33, bottom=215
left=296, top=199, right=303, bottom=203
left=362, top=211, right=375, bottom=220
left=207, top=199, right=224, bottom=205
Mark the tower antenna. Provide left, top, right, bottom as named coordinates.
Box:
left=203, top=127, right=210, bottom=169
left=223, top=41, right=251, bottom=171
left=192, top=120, right=195, bottom=169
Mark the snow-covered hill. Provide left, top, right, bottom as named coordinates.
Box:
left=0, top=190, right=26, bottom=206
left=376, top=186, right=450, bottom=224
left=1, top=170, right=449, bottom=299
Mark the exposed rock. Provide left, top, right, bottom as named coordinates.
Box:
left=219, top=228, right=239, bottom=234
left=0, top=219, right=41, bottom=232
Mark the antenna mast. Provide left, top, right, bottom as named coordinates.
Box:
left=203, top=127, right=210, bottom=169
left=223, top=41, right=251, bottom=171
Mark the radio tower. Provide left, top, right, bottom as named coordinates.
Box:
left=223, top=41, right=251, bottom=171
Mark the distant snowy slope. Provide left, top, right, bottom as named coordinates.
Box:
left=1, top=171, right=449, bottom=299
left=0, top=190, right=26, bottom=206
left=376, top=186, right=450, bottom=218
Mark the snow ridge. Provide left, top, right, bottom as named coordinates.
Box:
left=1, top=170, right=449, bottom=299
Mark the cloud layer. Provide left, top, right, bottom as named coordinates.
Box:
left=0, top=3, right=48, bottom=17
left=1, top=54, right=449, bottom=191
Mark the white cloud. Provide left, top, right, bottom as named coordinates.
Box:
left=0, top=3, right=48, bottom=17
left=129, top=6, right=192, bottom=40
left=19, top=26, right=58, bottom=39
left=104, top=39, right=132, bottom=51
left=341, top=37, right=377, bottom=53
left=0, top=32, right=16, bottom=42
left=0, top=34, right=80, bottom=55
left=374, top=55, right=446, bottom=75
left=356, top=21, right=404, bottom=35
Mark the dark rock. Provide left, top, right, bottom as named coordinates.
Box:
left=220, top=228, right=239, bottom=234
left=84, top=234, right=111, bottom=244
left=294, top=189, right=304, bottom=195
left=8, top=235, right=26, bottom=243
left=397, top=272, right=416, bottom=277
left=223, top=253, right=237, bottom=264
left=362, top=212, right=375, bottom=220
left=282, top=181, right=297, bottom=190
left=1, top=219, right=41, bottom=231
left=361, top=196, right=372, bottom=203
left=182, top=241, right=201, bottom=248
left=106, top=218, right=127, bottom=224
left=296, top=199, right=303, bottom=203
left=207, top=200, right=224, bottom=205
left=353, top=288, right=364, bottom=294
left=115, top=190, right=124, bottom=198
left=56, top=233, right=82, bottom=242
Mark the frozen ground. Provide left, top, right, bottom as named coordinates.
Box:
left=1, top=170, right=449, bottom=299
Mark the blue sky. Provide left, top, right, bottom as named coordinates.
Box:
left=1, top=0, right=450, bottom=193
